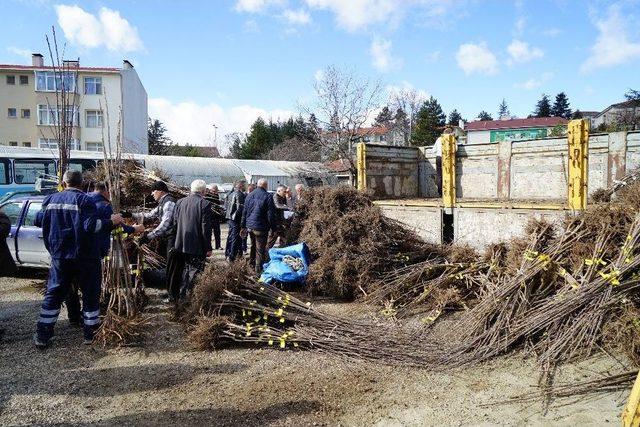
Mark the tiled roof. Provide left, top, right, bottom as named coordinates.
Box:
left=466, top=116, right=568, bottom=131
left=0, top=64, right=120, bottom=73
left=325, top=158, right=352, bottom=172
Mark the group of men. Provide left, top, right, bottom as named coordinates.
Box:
left=24, top=169, right=305, bottom=348
left=224, top=180, right=304, bottom=274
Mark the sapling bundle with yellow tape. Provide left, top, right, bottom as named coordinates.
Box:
left=94, top=109, right=150, bottom=347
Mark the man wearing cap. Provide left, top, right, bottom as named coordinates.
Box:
left=123, top=181, right=176, bottom=302
left=126, top=181, right=176, bottom=256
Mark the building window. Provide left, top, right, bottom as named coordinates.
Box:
left=22, top=142, right=31, bottom=147
left=21, top=109, right=30, bottom=119
left=84, top=77, right=102, bottom=95
left=38, top=138, right=81, bottom=150
left=37, top=104, right=79, bottom=126
left=35, top=71, right=76, bottom=92
left=85, top=110, right=104, bottom=128
left=9, top=141, right=18, bottom=146
left=7, top=108, right=17, bottom=118
left=6, top=75, right=15, bottom=85
left=19, top=75, right=29, bottom=85
left=85, top=141, right=104, bottom=152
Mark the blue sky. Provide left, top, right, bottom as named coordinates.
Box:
left=2, top=0, right=639, bottom=151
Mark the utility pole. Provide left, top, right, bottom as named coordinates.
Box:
left=212, top=123, right=218, bottom=146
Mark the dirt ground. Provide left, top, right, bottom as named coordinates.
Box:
left=0, top=267, right=630, bottom=426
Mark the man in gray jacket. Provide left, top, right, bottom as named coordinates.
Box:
left=167, top=179, right=213, bottom=301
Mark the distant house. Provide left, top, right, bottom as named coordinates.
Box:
left=590, top=100, right=640, bottom=130
left=353, top=126, right=405, bottom=146
left=464, top=117, right=568, bottom=145
left=325, top=158, right=353, bottom=186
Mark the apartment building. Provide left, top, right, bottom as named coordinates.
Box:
left=0, top=54, right=148, bottom=154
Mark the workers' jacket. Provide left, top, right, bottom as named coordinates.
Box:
left=272, top=193, right=290, bottom=227
left=224, top=190, right=246, bottom=223
left=37, top=188, right=108, bottom=260
left=88, top=192, right=134, bottom=258
left=241, top=187, right=276, bottom=232
left=0, top=211, right=17, bottom=276
left=173, top=193, right=213, bottom=256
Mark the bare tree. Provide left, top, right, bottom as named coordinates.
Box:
left=42, top=27, right=80, bottom=185
left=300, top=65, right=383, bottom=180
left=263, top=136, right=320, bottom=162
left=389, top=87, right=427, bottom=145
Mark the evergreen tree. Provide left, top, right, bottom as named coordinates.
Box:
left=412, top=96, right=446, bottom=146
left=551, top=92, right=572, bottom=118
left=447, top=109, right=463, bottom=126
left=533, top=94, right=552, bottom=118
left=147, top=118, right=172, bottom=155
left=497, top=99, right=510, bottom=119
left=394, top=108, right=410, bottom=144
left=374, top=106, right=394, bottom=127
left=477, top=111, right=493, bottom=121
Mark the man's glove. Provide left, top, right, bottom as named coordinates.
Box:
left=138, top=233, right=150, bottom=245
left=120, top=211, right=133, bottom=219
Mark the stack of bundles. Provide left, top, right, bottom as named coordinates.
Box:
left=436, top=183, right=640, bottom=401
left=290, top=186, right=448, bottom=299
left=186, top=260, right=441, bottom=367
left=85, top=162, right=188, bottom=209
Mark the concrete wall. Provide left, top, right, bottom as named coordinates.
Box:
left=412, top=131, right=640, bottom=201
left=379, top=204, right=442, bottom=244
left=379, top=202, right=569, bottom=250
left=363, top=144, right=421, bottom=199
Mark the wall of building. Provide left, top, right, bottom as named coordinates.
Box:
left=0, top=71, right=38, bottom=147
left=78, top=72, right=122, bottom=150
left=121, top=65, right=148, bottom=154
left=362, top=144, right=422, bottom=198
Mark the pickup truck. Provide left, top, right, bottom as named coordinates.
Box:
left=1, top=195, right=49, bottom=268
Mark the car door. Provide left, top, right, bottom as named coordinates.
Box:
left=17, top=201, right=49, bottom=267
left=0, top=201, right=24, bottom=265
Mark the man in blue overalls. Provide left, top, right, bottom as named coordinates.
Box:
left=35, top=170, right=124, bottom=348
left=65, top=181, right=144, bottom=325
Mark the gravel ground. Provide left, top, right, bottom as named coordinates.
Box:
left=0, top=268, right=629, bottom=426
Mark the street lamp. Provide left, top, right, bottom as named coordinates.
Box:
left=212, top=123, right=218, bottom=145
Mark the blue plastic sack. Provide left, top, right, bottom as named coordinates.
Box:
left=260, top=242, right=311, bottom=285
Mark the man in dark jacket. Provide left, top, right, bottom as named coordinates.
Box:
left=241, top=178, right=276, bottom=274
left=168, top=179, right=213, bottom=301
left=34, top=170, right=123, bottom=348
left=0, top=210, right=17, bottom=277
left=66, top=182, right=143, bottom=325
left=206, top=184, right=224, bottom=250
left=268, top=185, right=291, bottom=248
left=224, top=180, right=246, bottom=262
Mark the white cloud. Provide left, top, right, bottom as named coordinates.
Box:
left=235, top=0, right=284, bottom=13
left=369, top=37, right=401, bottom=72
left=283, top=9, right=312, bottom=25
left=514, top=72, right=553, bottom=90
left=385, top=81, right=429, bottom=99
left=581, top=4, right=640, bottom=72
left=455, top=42, right=499, bottom=75
left=6, top=46, right=32, bottom=60
left=426, top=50, right=441, bottom=62
left=542, top=27, right=561, bottom=37
left=506, top=39, right=544, bottom=65
left=304, top=0, right=397, bottom=31
left=514, top=17, right=526, bottom=37
left=55, top=5, right=143, bottom=52
left=148, top=98, right=293, bottom=153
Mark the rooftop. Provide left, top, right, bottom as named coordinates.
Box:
left=466, top=116, right=568, bottom=131
left=0, top=64, right=120, bottom=73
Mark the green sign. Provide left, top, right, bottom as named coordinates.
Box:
left=489, top=127, right=548, bottom=142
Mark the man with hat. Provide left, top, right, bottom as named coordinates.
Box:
left=123, top=180, right=177, bottom=301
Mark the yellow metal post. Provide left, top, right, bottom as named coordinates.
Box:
left=622, top=371, right=640, bottom=427
left=567, top=119, right=589, bottom=210
left=356, top=142, right=367, bottom=191
left=441, top=134, right=456, bottom=211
